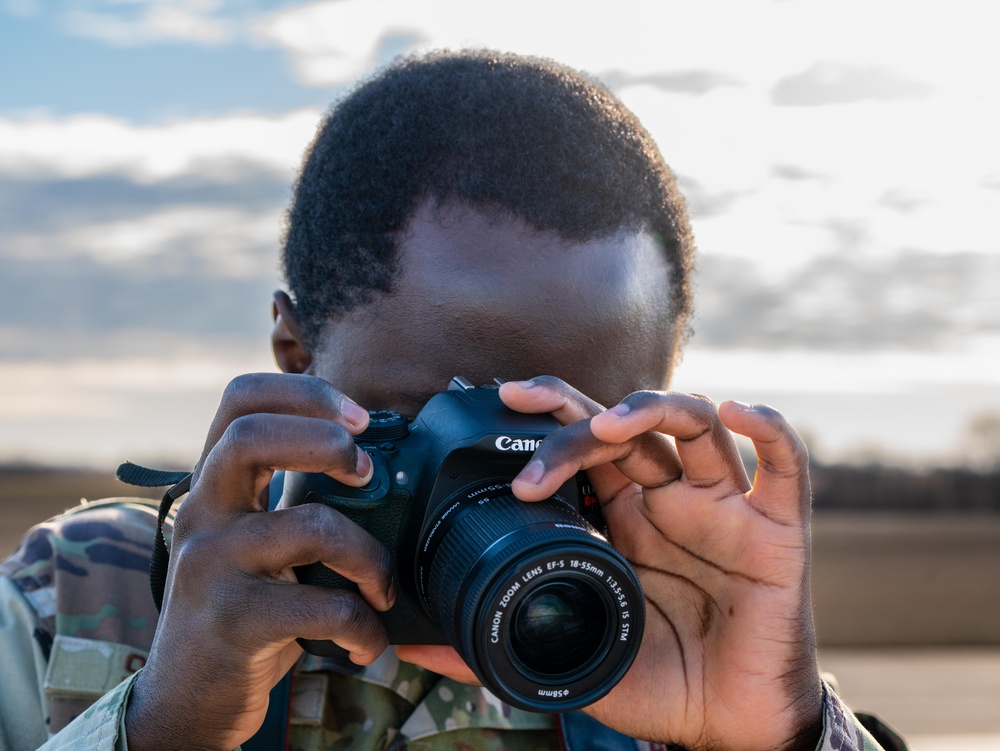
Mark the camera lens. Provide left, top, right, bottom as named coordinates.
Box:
left=509, top=578, right=611, bottom=678
left=418, top=483, right=643, bottom=712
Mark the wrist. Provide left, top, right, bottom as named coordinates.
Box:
left=777, top=679, right=824, bottom=751
left=124, top=668, right=228, bottom=751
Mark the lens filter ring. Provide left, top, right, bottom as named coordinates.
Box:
left=421, top=486, right=643, bottom=712
left=470, top=544, right=643, bottom=711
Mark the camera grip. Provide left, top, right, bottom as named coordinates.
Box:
left=293, top=490, right=427, bottom=652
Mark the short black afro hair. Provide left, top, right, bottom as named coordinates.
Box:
left=283, top=49, right=695, bottom=348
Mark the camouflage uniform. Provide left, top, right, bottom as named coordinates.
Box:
left=0, top=499, right=895, bottom=751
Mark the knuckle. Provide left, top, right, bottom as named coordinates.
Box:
left=328, top=591, right=369, bottom=633
left=223, top=413, right=265, bottom=451
left=359, top=541, right=394, bottom=588
left=682, top=393, right=722, bottom=428
left=373, top=541, right=393, bottom=578
left=214, top=581, right=257, bottom=629
left=171, top=503, right=197, bottom=541
left=682, top=393, right=721, bottom=422
left=299, top=503, right=346, bottom=549
left=296, top=505, right=387, bottom=577
left=221, top=373, right=261, bottom=407
left=688, top=392, right=719, bottom=410
left=170, top=527, right=225, bottom=578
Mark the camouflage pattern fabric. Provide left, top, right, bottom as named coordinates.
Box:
left=288, top=655, right=559, bottom=750
left=820, top=686, right=890, bottom=751
left=0, top=499, right=897, bottom=751
left=0, top=499, right=161, bottom=735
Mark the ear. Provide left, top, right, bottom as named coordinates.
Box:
left=271, top=291, right=312, bottom=374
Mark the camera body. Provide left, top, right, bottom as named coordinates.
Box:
left=285, top=377, right=643, bottom=711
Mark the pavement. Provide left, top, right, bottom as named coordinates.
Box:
left=818, top=647, right=1000, bottom=746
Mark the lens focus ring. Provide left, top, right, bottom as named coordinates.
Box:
left=421, top=487, right=643, bottom=711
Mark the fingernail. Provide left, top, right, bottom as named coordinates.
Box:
left=606, top=403, right=630, bottom=417
left=729, top=400, right=754, bottom=411
left=356, top=449, right=374, bottom=484
left=386, top=579, right=397, bottom=608
left=517, top=459, right=545, bottom=486
left=341, top=397, right=369, bottom=429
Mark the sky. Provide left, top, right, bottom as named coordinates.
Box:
left=0, top=0, right=998, bottom=469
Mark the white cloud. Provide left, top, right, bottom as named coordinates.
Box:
left=253, top=0, right=1000, bottom=281
left=252, top=0, right=1000, bottom=94
left=622, top=83, right=1000, bottom=275
left=251, top=0, right=765, bottom=87
left=61, top=0, right=233, bottom=46
left=0, top=109, right=322, bottom=182
left=771, top=62, right=934, bottom=106
left=4, top=1, right=995, bottom=276
left=3, top=206, right=285, bottom=276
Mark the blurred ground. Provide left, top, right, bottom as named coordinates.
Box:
left=820, top=648, right=1000, bottom=745
left=2, top=471, right=999, bottom=746
left=810, top=513, right=1000, bottom=743
left=0, top=467, right=161, bottom=558
left=811, top=514, right=1000, bottom=646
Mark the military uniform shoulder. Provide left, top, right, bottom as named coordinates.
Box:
left=1, top=497, right=165, bottom=650
left=2, top=498, right=161, bottom=588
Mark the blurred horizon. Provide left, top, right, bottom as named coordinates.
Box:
left=1, top=0, right=998, bottom=470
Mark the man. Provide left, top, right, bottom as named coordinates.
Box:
left=0, top=50, right=901, bottom=750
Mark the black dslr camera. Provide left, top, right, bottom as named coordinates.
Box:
left=284, top=377, right=644, bottom=712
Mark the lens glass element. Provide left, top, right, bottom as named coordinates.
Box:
left=422, top=485, right=643, bottom=711
left=509, top=579, right=609, bottom=678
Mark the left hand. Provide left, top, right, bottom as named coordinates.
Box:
left=398, top=376, right=823, bottom=751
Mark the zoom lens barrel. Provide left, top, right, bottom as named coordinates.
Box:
left=419, top=484, right=643, bottom=712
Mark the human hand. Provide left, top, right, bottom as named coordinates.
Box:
left=125, top=373, right=396, bottom=751
left=398, top=377, right=822, bottom=751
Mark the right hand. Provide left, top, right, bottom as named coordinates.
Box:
left=125, top=373, right=396, bottom=751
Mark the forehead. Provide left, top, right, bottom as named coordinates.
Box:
left=312, top=200, right=674, bottom=413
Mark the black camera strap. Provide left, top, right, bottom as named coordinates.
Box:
left=116, top=461, right=292, bottom=750
left=116, top=461, right=191, bottom=611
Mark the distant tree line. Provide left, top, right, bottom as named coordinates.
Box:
left=2, top=461, right=999, bottom=514
left=810, top=461, right=1000, bottom=513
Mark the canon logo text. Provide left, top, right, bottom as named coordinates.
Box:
left=494, top=436, right=542, bottom=451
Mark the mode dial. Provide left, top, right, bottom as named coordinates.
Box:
left=359, top=410, right=410, bottom=441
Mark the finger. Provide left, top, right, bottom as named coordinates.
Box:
left=719, top=401, right=811, bottom=525
left=394, top=645, right=480, bottom=685
left=197, top=373, right=370, bottom=474
left=512, top=419, right=682, bottom=502
left=193, top=413, right=373, bottom=513
left=502, top=378, right=641, bottom=503
left=259, top=582, right=390, bottom=665
left=591, top=391, right=749, bottom=492
left=232, top=504, right=395, bottom=611
left=499, top=376, right=606, bottom=425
